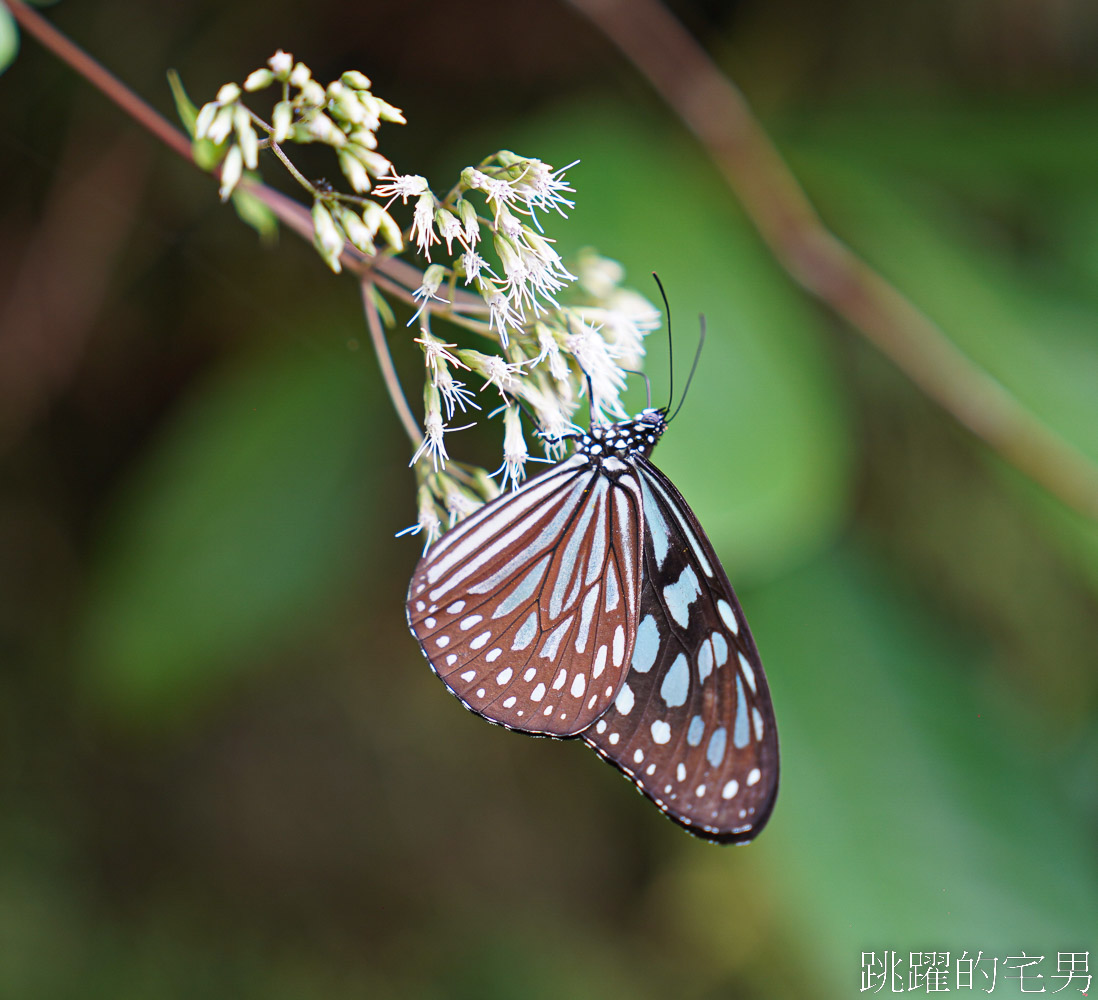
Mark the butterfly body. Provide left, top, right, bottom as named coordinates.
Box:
left=407, top=408, right=778, bottom=843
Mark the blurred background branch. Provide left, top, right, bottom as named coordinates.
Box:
left=567, top=0, right=1098, bottom=521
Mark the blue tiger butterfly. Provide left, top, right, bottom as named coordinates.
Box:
left=406, top=402, right=779, bottom=843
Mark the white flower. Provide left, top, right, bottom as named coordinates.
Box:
left=460, top=249, right=493, bottom=285
left=444, top=486, right=480, bottom=525
left=373, top=173, right=430, bottom=207
left=436, top=368, right=480, bottom=419
left=416, top=335, right=465, bottom=371
left=396, top=486, right=443, bottom=551
left=409, top=264, right=449, bottom=323
left=496, top=406, right=528, bottom=492
left=268, top=50, right=293, bottom=77
left=464, top=167, right=518, bottom=212
left=575, top=250, right=625, bottom=299
left=477, top=354, right=526, bottom=395
left=536, top=324, right=571, bottom=381
left=410, top=408, right=450, bottom=471
left=483, top=288, right=523, bottom=346
left=581, top=290, right=660, bottom=369
left=566, top=319, right=628, bottom=418
left=511, top=158, right=576, bottom=220
left=435, top=209, right=463, bottom=254
left=412, top=193, right=440, bottom=259
left=457, top=199, right=481, bottom=247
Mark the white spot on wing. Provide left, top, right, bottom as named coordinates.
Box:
left=706, top=726, right=727, bottom=768
left=570, top=673, right=586, bottom=698
left=663, top=565, right=701, bottom=627
left=459, top=615, right=483, bottom=630
left=460, top=670, right=475, bottom=682
left=659, top=653, right=689, bottom=707
left=717, top=599, right=738, bottom=634
left=734, top=675, right=750, bottom=748
left=739, top=651, right=756, bottom=693
left=630, top=615, right=659, bottom=673
left=496, top=667, right=513, bottom=685
left=747, top=767, right=761, bottom=786
left=531, top=683, right=546, bottom=702
left=612, top=624, right=625, bottom=667
left=615, top=683, right=635, bottom=716
left=651, top=720, right=671, bottom=744
left=470, top=631, right=491, bottom=650
left=593, top=645, right=608, bottom=679
left=512, top=612, right=537, bottom=651
left=721, top=780, right=739, bottom=800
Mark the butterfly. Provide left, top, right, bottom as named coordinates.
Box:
left=406, top=406, right=778, bottom=843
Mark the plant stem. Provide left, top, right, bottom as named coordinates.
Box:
left=564, top=0, right=1098, bottom=521
left=362, top=279, right=421, bottom=447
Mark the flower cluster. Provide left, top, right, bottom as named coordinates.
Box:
left=190, top=53, right=662, bottom=550
left=193, top=51, right=405, bottom=269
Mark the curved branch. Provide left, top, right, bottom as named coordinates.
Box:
left=564, top=0, right=1098, bottom=521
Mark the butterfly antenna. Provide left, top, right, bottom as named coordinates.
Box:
left=667, top=314, right=706, bottom=423
left=652, top=272, right=674, bottom=412
left=621, top=368, right=652, bottom=409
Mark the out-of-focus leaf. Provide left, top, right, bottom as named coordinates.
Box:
left=0, top=6, right=18, bottom=76
left=77, top=342, right=374, bottom=725
left=791, top=148, right=1098, bottom=589
left=782, top=98, right=1098, bottom=190
left=166, top=69, right=198, bottom=136
left=231, top=183, right=279, bottom=243
left=743, top=545, right=1097, bottom=993
left=495, top=101, right=853, bottom=578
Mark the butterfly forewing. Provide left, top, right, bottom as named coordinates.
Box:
left=407, top=454, right=645, bottom=736
left=581, top=457, right=778, bottom=843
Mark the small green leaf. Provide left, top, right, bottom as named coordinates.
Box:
left=0, top=6, right=19, bottom=76
left=231, top=184, right=278, bottom=242
left=77, top=342, right=375, bottom=726
left=166, top=69, right=198, bottom=136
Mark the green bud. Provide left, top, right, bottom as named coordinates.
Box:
left=299, top=79, right=326, bottom=107
left=218, top=144, right=243, bottom=201
left=338, top=149, right=371, bottom=193
left=311, top=201, right=344, bottom=273
left=194, top=101, right=218, bottom=140
left=243, top=68, right=274, bottom=91
left=364, top=201, right=403, bottom=252
left=289, top=61, right=312, bottom=88
left=271, top=101, right=293, bottom=143
left=349, top=146, right=392, bottom=178
left=215, top=82, right=241, bottom=104
left=376, top=98, right=406, bottom=124
left=341, top=70, right=373, bottom=91
left=336, top=206, right=376, bottom=255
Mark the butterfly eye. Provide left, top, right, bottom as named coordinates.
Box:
left=407, top=412, right=778, bottom=843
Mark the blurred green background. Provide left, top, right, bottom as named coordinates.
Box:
left=2, top=0, right=1097, bottom=997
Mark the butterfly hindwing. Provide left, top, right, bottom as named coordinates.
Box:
left=407, top=454, right=645, bottom=737
left=581, top=456, right=779, bottom=842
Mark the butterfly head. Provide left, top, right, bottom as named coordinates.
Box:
left=576, top=407, right=668, bottom=464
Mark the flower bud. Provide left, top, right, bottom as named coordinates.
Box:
left=243, top=68, right=274, bottom=91
left=268, top=50, right=293, bottom=77
left=215, top=83, right=241, bottom=104
left=218, top=144, right=243, bottom=201
left=338, top=150, right=371, bottom=193
left=311, top=201, right=344, bottom=273
left=271, top=101, right=293, bottom=143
